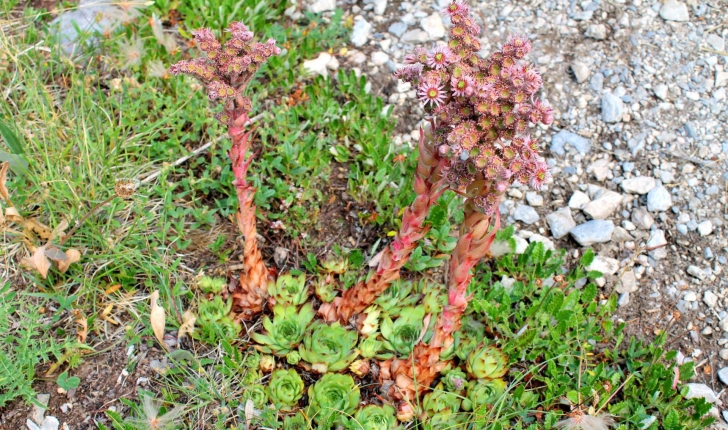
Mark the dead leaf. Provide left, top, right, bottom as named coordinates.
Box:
left=177, top=309, right=196, bottom=340
left=57, top=248, right=81, bottom=273
left=5, top=206, right=22, bottom=222
left=0, top=161, right=9, bottom=203
left=51, top=219, right=69, bottom=241
left=44, top=244, right=68, bottom=261
left=73, top=309, right=88, bottom=343
left=20, top=245, right=51, bottom=278
left=150, top=291, right=167, bottom=351
left=105, top=284, right=122, bottom=294
left=25, top=218, right=53, bottom=239
left=99, top=303, right=121, bottom=325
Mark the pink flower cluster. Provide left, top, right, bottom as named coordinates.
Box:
left=170, top=23, right=281, bottom=124
left=394, top=0, right=554, bottom=215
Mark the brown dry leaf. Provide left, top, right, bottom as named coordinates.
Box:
left=105, top=284, right=122, bottom=294
left=177, top=309, right=196, bottom=340
left=20, top=245, right=51, bottom=278
left=44, top=244, right=68, bottom=261
left=150, top=290, right=167, bottom=351
left=57, top=248, right=81, bottom=273
left=73, top=309, right=88, bottom=343
left=99, top=303, right=121, bottom=325
left=5, top=206, right=23, bottom=222
left=51, top=219, right=69, bottom=242
left=0, top=161, right=9, bottom=203
left=25, top=218, right=53, bottom=239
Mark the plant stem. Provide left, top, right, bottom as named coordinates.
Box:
left=58, top=195, right=116, bottom=246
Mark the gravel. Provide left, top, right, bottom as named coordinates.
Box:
left=545, top=207, right=577, bottom=239
left=513, top=205, right=540, bottom=224
left=601, top=93, right=624, bottom=123
left=659, top=0, right=690, bottom=22
left=621, top=176, right=656, bottom=195
left=570, top=220, right=615, bottom=246
left=646, top=186, right=672, bottom=212
left=551, top=130, right=591, bottom=155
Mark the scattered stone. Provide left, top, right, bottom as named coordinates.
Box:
left=631, top=207, right=654, bottom=229
left=51, top=1, right=121, bottom=55
left=514, top=205, right=540, bottom=225
left=621, top=176, right=656, bottom=194
left=704, top=291, right=719, bottom=308
left=309, top=0, right=335, bottom=12
left=617, top=270, right=637, bottom=293
left=351, top=18, right=372, bottom=47
left=388, top=22, right=408, bottom=38
left=551, top=130, right=591, bottom=155
left=587, top=158, right=610, bottom=181
left=420, top=13, right=446, bottom=40
left=30, top=394, right=51, bottom=425
left=659, top=0, right=690, bottom=22
left=273, top=247, right=289, bottom=267
left=149, top=359, right=170, bottom=375
left=721, top=317, right=728, bottom=332
left=571, top=62, right=590, bottom=83
left=601, top=93, right=624, bottom=123
left=568, top=191, right=591, bottom=210
left=706, top=34, right=726, bottom=52
left=719, top=367, right=728, bottom=385
left=647, top=229, right=668, bottom=260
left=585, top=23, right=607, bottom=40
left=697, top=220, right=713, bottom=236
left=647, top=186, right=672, bottom=212
left=570, top=220, right=614, bottom=246
left=545, top=207, right=577, bottom=239
left=303, top=53, right=332, bottom=77
left=528, top=234, right=555, bottom=251
left=525, top=192, right=544, bottom=207
left=583, top=190, right=622, bottom=220
left=371, top=0, right=387, bottom=15
left=721, top=349, right=728, bottom=360
left=683, top=291, right=698, bottom=301
left=687, top=265, right=706, bottom=280
left=654, top=84, right=669, bottom=100
left=400, top=29, right=429, bottom=43
left=26, top=416, right=60, bottom=430
left=371, top=51, right=389, bottom=66
left=611, top=227, right=633, bottom=242
left=684, top=384, right=719, bottom=404
left=490, top=235, right=528, bottom=257
left=588, top=256, right=619, bottom=276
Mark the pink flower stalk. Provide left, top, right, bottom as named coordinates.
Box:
left=171, top=23, right=281, bottom=320
left=380, top=0, right=553, bottom=408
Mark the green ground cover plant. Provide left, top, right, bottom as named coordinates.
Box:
left=0, top=0, right=718, bottom=429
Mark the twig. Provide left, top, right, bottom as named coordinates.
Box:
left=58, top=195, right=116, bottom=246
left=138, top=113, right=266, bottom=184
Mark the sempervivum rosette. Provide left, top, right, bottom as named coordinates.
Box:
left=307, top=374, right=361, bottom=425
left=266, top=369, right=304, bottom=411
left=298, top=321, right=359, bottom=373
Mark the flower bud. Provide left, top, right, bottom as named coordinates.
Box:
left=259, top=354, right=275, bottom=373
left=349, top=359, right=370, bottom=377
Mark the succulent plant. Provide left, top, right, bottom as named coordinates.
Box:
left=374, top=280, right=420, bottom=316
left=282, top=411, right=309, bottom=430
left=381, top=306, right=426, bottom=356
left=251, top=303, right=315, bottom=355
left=243, top=384, right=268, bottom=409
left=321, top=256, right=348, bottom=274
left=268, top=272, right=308, bottom=307
left=307, top=374, right=361, bottom=425
left=349, top=359, right=370, bottom=377
left=422, top=383, right=462, bottom=421
left=358, top=306, right=381, bottom=336
left=197, top=275, right=226, bottom=294
left=197, top=296, right=241, bottom=342
left=413, top=280, right=446, bottom=315
left=244, top=350, right=261, bottom=369
left=344, top=404, right=399, bottom=430
left=315, top=275, right=338, bottom=303
left=259, top=354, right=275, bottom=373
left=461, top=378, right=507, bottom=412
left=358, top=336, right=385, bottom=360
left=299, top=321, right=359, bottom=373
left=266, top=369, right=304, bottom=411
left=466, top=344, right=509, bottom=380
left=241, top=369, right=261, bottom=385
left=441, top=368, right=468, bottom=393
left=440, top=330, right=478, bottom=361
left=286, top=351, right=301, bottom=365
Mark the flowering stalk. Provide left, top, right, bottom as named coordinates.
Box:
left=379, top=0, right=553, bottom=412
left=320, top=124, right=447, bottom=323
left=171, top=23, right=281, bottom=320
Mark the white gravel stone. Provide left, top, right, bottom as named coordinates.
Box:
left=371, top=0, right=387, bottom=15
left=654, top=84, right=669, bottom=100
left=687, top=265, right=706, bottom=280
left=697, top=220, right=714, bottom=236
left=583, top=190, right=622, bottom=220
left=683, top=291, right=698, bottom=301
left=659, top=0, right=690, bottom=22
left=585, top=23, right=607, bottom=40
left=571, top=62, right=590, bottom=83
left=704, top=291, right=719, bottom=308
left=706, top=34, right=726, bottom=52
left=718, top=367, right=728, bottom=385
left=631, top=207, right=654, bottom=230
left=617, top=270, right=637, bottom=293
left=721, top=349, right=728, bottom=360
left=684, top=384, right=719, bottom=404
left=568, top=191, right=590, bottom=210
left=308, top=0, right=336, bottom=13
left=371, top=51, right=389, bottom=66
left=570, top=220, right=614, bottom=246
left=525, top=192, right=544, bottom=207
left=647, top=229, right=668, bottom=260
left=514, top=205, right=540, bottom=224
left=528, top=234, right=555, bottom=251
left=545, top=207, right=577, bottom=240
left=420, top=13, right=446, bottom=40
left=647, top=186, right=672, bottom=212
left=588, top=256, right=619, bottom=276
left=621, top=176, right=656, bottom=194
left=351, top=18, right=372, bottom=47
left=601, top=93, right=624, bottom=123
left=400, top=29, right=429, bottom=43
left=303, top=53, right=332, bottom=77
left=31, top=394, right=51, bottom=426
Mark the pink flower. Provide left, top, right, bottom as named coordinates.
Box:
left=394, top=64, right=424, bottom=83
left=504, top=34, right=532, bottom=59
left=228, top=22, right=253, bottom=41
left=529, top=163, right=551, bottom=190
left=450, top=74, right=474, bottom=97
left=427, top=45, right=454, bottom=70
left=443, top=0, right=469, bottom=18
left=418, top=81, right=447, bottom=107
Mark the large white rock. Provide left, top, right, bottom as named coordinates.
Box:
left=621, top=176, right=656, bottom=194
left=660, top=0, right=690, bottom=22
left=308, top=0, right=336, bottom=13
left=420, top=13, right=446, bottom=40
left=303, top=52, right=333, bottom=77
left=351, top=18, right=372, bottom=47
